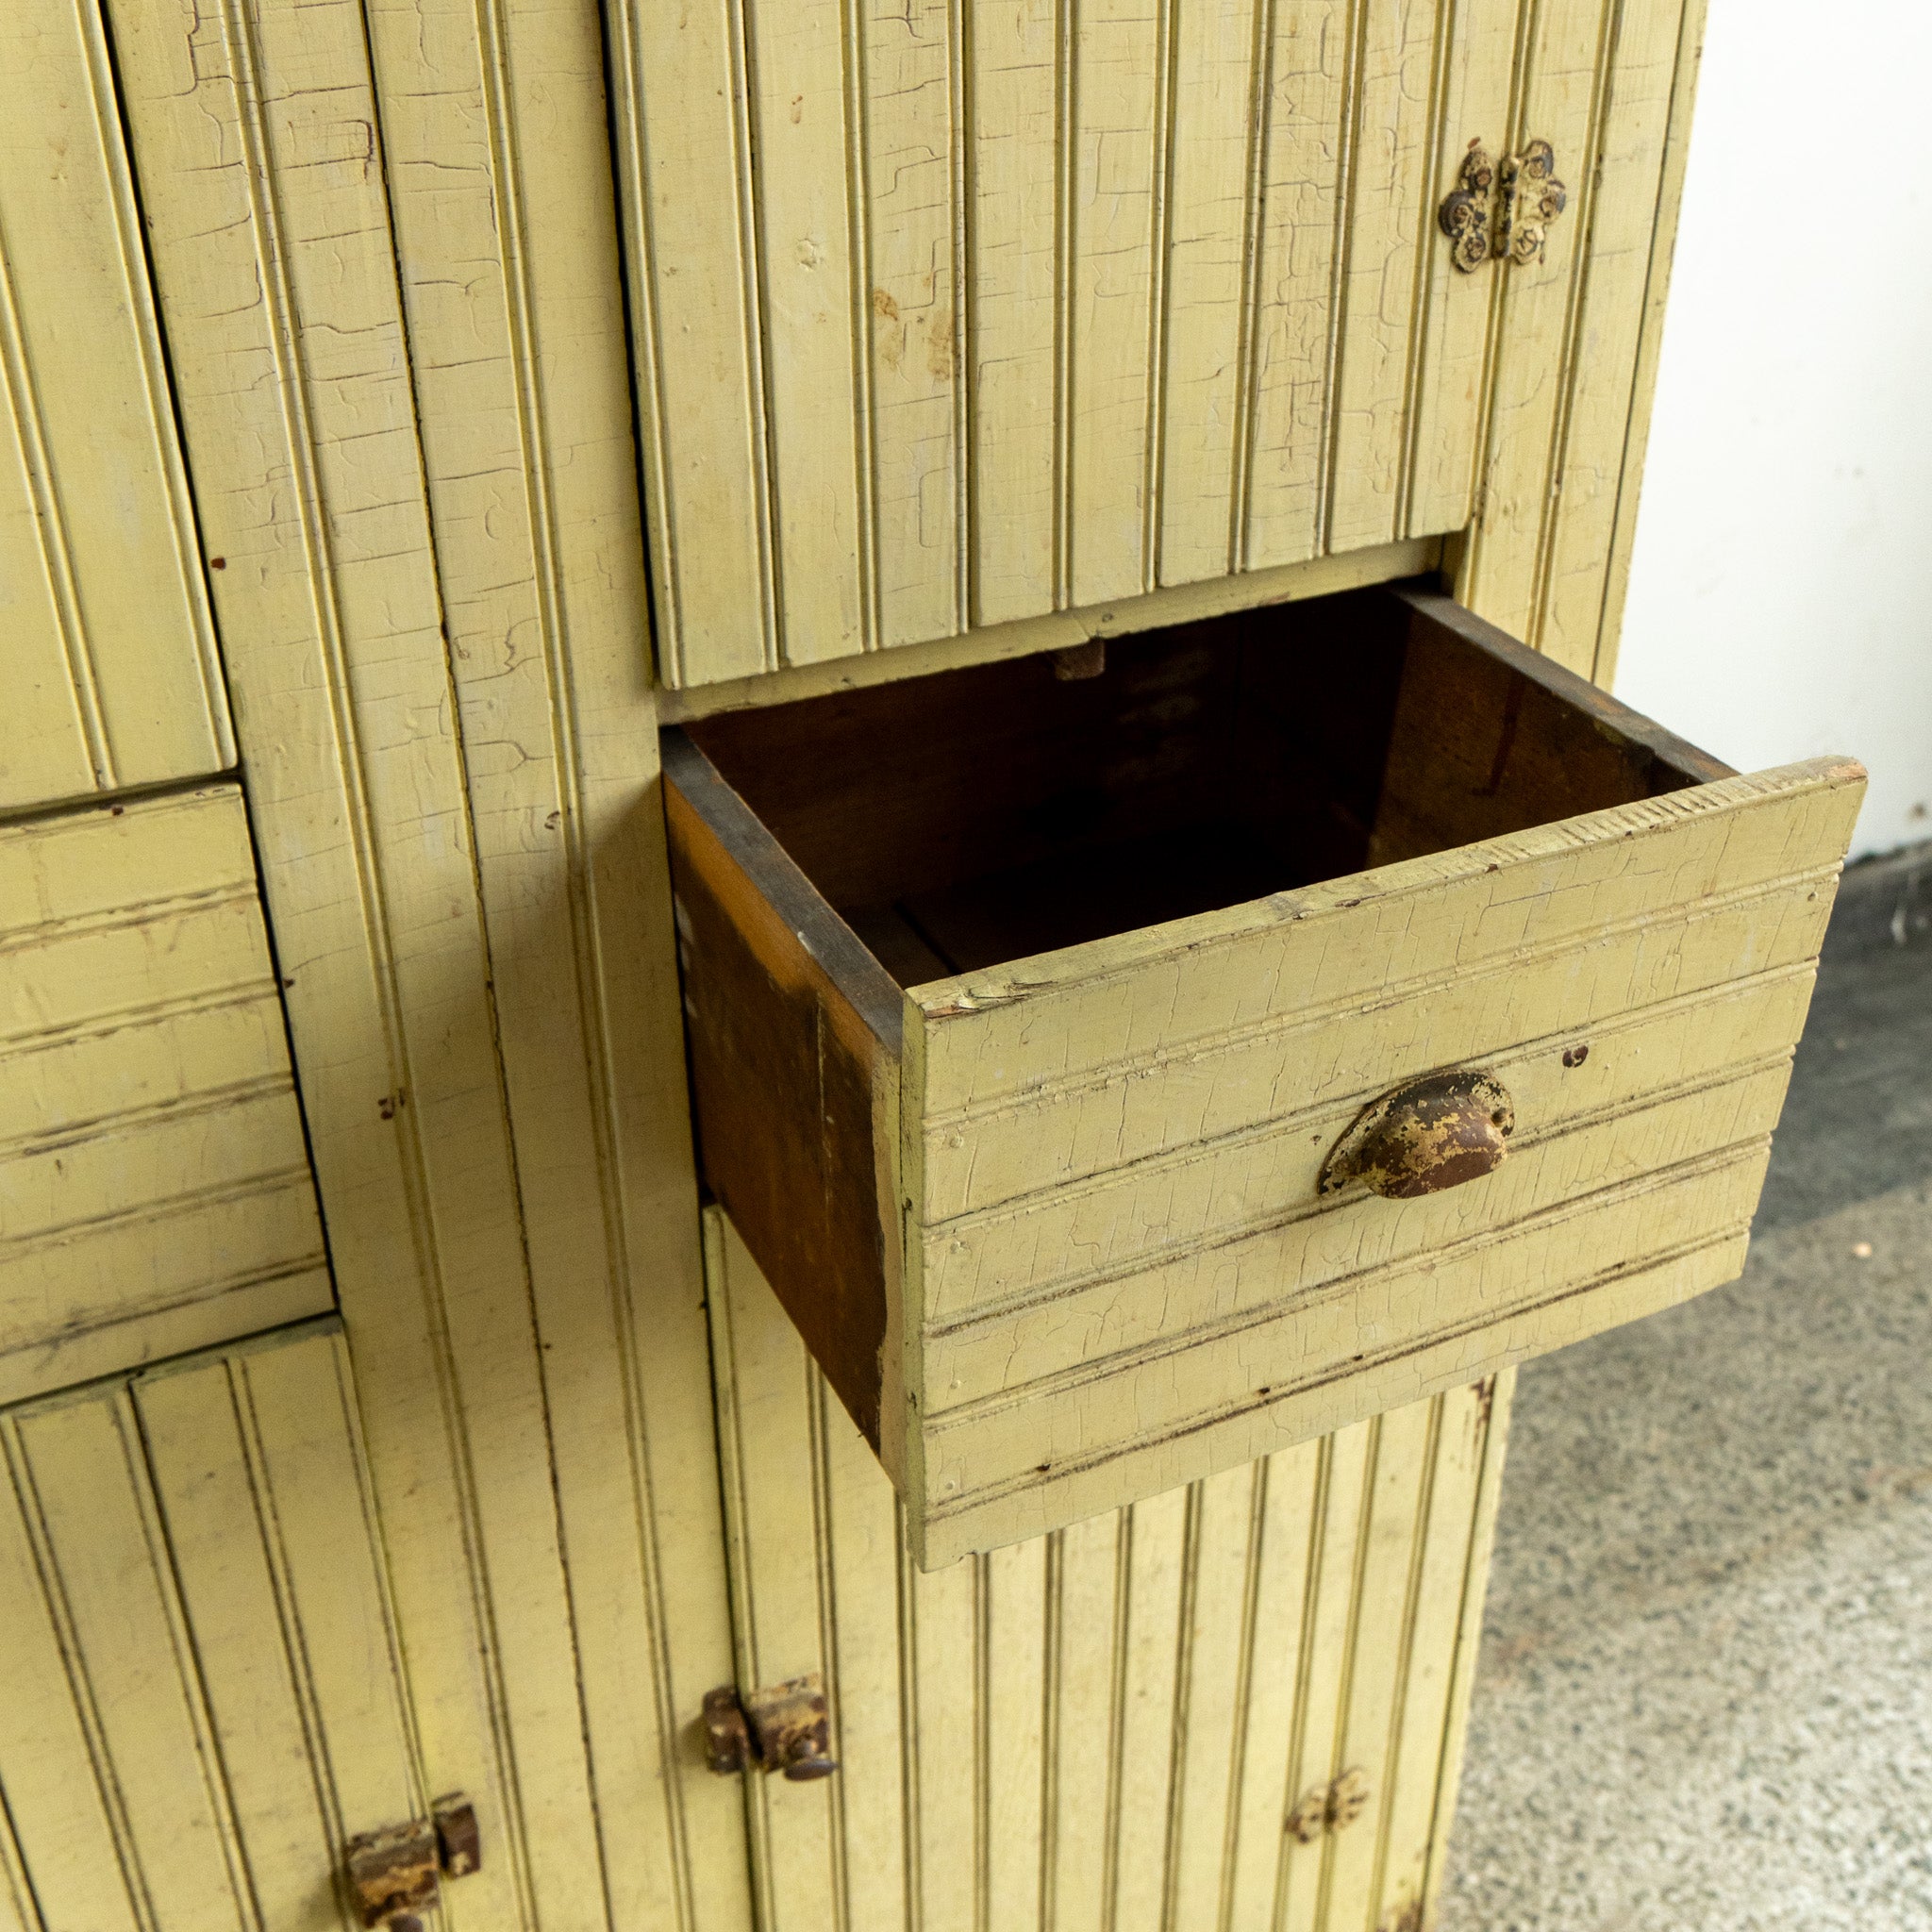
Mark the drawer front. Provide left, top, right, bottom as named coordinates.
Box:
left=902, top=760, right=1860, bottom=1557
left=667, top=585, right=1865, bottom=1568
left=0, top=786, right=333, bottom=1402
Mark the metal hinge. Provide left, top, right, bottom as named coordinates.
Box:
left=1287, top=1767, right=1371, bottom=1844
left=342, top=1794, right=481, bottom=1930
left=1439, top=138, right=1569, bottom=271
left=702, top=1671, right=840, bottom=1782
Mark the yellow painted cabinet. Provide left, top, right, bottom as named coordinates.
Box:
left=0, top=0, right=1757, bottom=1928
left=0, top=1320, right=427, bottom=1932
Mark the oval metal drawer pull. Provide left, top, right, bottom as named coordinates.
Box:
left=1320, top=1070, right=1514, bottom=1200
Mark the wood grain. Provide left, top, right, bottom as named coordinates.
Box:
left=664, top=733, right=901, bottom=1452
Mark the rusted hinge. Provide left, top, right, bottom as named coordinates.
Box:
left=1439, top=138, right=1568, bottom=271
left=703, top=1671, right=839, bottom=1782
left=342, top=1794, right=481, bottom=1930
left=1287, top=1767, right=1371, bottom=1844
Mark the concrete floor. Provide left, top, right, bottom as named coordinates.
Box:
left=1440, top=842, right=1932, bottom=1929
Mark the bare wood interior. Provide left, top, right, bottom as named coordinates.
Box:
left=679, top=581, right=1732, bottom=990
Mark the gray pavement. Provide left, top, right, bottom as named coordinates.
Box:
left=1440, top=841, right=1932, bottom=1930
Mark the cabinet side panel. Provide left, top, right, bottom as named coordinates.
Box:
left=1552, top=0, right=1708, bottom=685
left=1458, top=0, right=1699, bottom=681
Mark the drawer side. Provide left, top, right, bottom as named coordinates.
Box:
left=662, top=733, right=903, bottom=1452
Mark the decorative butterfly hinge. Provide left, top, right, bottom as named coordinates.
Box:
left=1438, top=138, right=1568, bottom=272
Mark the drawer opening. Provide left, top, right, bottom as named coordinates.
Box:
left=663, top=579, right=1860, bottom=1562
left=676, top=580, right=1732, bottom=991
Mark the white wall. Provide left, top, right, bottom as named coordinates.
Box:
left=1615, top=0, right=1932, bottom=859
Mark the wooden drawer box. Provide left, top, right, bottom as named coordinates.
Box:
left=664, top=584, right=1863, bottom=1568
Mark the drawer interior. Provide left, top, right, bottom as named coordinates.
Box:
left=681, top=581, right=1731, bottom=990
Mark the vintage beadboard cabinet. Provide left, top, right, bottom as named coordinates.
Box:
left=0, top=0, right=1860, bottom=1929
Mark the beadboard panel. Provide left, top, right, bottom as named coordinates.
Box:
left=613, top=0, right=1522, bottom=687
left=0, top=1321, right=422, bottom=1932
left=704, top=1208, right=1509, bottom=1932
left=0, top=787, right=330, bottom=1404
left=0, top=0, right=230, bottom=810
left=107, top=6, right=749, bottom=1929
left=613, top=0, right=1701, bottom=692
left=358, top=0, right=755, bottom=1920
left=1457, top=0, right=1707, bottom=679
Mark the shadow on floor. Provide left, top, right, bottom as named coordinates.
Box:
left=1441, top=842, right=1932, bottom=1931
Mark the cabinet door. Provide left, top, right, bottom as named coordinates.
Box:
left=0, top=1320, right=429, bottom=1932
left=0, top=0, right=230, bottom=810
left=701, top=1209, right=1505, bottom=1932
left=611, top=0, right=1704, bottom=691
left=0, top=785, right=334, bottom=1405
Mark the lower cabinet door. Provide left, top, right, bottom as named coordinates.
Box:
left=702, top=1208, right=1507, bottom=1932
left=0, top=1318, right=431, bottom=1932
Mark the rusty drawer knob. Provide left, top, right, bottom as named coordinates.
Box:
left=1319, top=1070, right=1513, bottom=1200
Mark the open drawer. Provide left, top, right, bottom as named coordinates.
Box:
left=664, top=583, right=1863, bottom=1568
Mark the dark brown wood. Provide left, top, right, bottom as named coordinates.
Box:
left=661, top=732, right=897, bottom=1444
left=683, top=593, right=1415, bottom=974
left=1393, top=588, right=1735, bottom=786
left=1368, top=587, right=1736, bottom=865
left=684, top=626, right=1255, bottom=912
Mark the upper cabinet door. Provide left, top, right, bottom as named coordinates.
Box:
left=609, top=0, right=1613, bottom=688
left=0, top=0, right=231, bottom=809
left=0, top=785, right=333, bottom=1406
